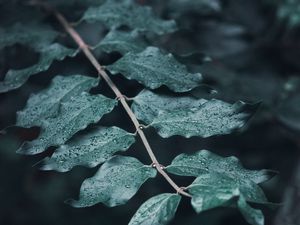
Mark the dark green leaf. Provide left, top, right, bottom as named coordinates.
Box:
left=166, top=150, right=273, bottom=184
left=16, top=75, right=99, bottom=128
left=168, top=0, right=221, bottom=15
left=80, top=0, right=177, bottom=35
left=41, top=126, right=135, bottom=172
left=94, top=29, right=147, bottom=54
left=129, top=193, right=181, bottom=225
left=0, top=44, right=79, bottom=93
left=188, top=173, right=266, bottom=225
left=188, top=173, right=240, bottom=212
left=107, top=47, right=202, bottom=92
left=0, top=22, right=58, bottom=50
left=68, top=155, right=157, bottom=207
left=17, top=92, right=117, bottom=155
left=131, top=90, right=252, bottom=138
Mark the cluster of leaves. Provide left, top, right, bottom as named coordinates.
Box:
left=0, top=0, right=279, bottom=225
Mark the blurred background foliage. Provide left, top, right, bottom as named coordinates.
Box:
left=0, top=0, right=300, bottom=224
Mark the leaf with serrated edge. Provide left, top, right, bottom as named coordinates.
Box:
left=16, top=75, right=99, bottom=128
left=68, top=155, right=157, bottom=207
left=0, top=44, right=79, bottom=93
left=107, top=47, right=202, bottom=92
left=129, top=193, right=181, bottom=225
left=80, top=0, right=176, bottom=35
left=131, top=90, right=251, bottom=138
left=166, top=150, right=274, bottom=184
left=17, top=92, right=117, bottom=155
left=41, top=126, right=135, bottom=172
left=94, top=29, right=147, bottom=54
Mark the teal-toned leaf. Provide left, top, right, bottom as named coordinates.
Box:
left=188, top=173, right=266, bottom=225
left=80, top=0, right=177, bottom=35
left=41, top=126, right=135, bottom=172
left=68, top=155, right=157, bottom=207
left=166, top=150, right=274, bottom=184
left=277, top=0, right=300, bottom=27
left=94, top=29, right=147, bottom=54
left=16, top=75, right=99, bottom=128
left=0, top=44, right=79, bottom=93
left=129, top=193, right=181, bottom=225
left=238, top=196, right=264, bottom=225
left=17, top=92, right=117, bottom=155
left=168, top=0, right=221, bottom=15
left=0, top=22, right=58, bottom=50
left=131, top=90, right=252, bottom=138
left=188, top=173, right=240, bottom=212
left=107, top=47, right=202, bottom=92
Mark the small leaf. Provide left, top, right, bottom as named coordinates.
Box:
left=238, top=196, right=264, bottom=225
left=80, top=0, right=177, bottom=35
left=0, top=22, right=58, bottom=50
left=0, top=44, right=79, bottom=93
left=17, top=92, right=117, bottom=155
left=132, top=90, right=252, bottom=138
left=129, top=193, right=181, bottom=225
left=41, top=126, right=135, bottom=172
left=107, top=47, right=202, bottom=92
left=16, top=75, right=99, bottom=128
left=68, top=155, right=157, bottom=207
left=94, top=29, right=147, bottom=54
left=166, top=150, right=274, bottom=184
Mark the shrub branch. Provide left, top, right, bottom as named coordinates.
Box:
left=31, top=0, right=191, bottom=198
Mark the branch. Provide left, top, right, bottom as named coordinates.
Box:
left=32, top=1, right=191, bottom=198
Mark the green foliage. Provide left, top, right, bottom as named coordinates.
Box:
left=80, top=0, right=177, bottom=35
left=0, top=44, right=78, bottom=93
left=132, top=90, right=251, bottom=138
left=129, top=193, right=181, bottom=225
left=94, top=29, right=148, bottom=54
left=41, top=126, right=135, bottom=172
left=16, top=75, right=98, bottom=128
left=17, top=91, right=117, bottom=155
left=274, top=0, right=300, bottom=27
left=0, top=0, right=277, bottom=225
left=68, top=156, right=156, bottom=207
left=107, top=47, right=202, bottom=92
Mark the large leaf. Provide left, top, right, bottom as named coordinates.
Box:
left=188, top=173, right=265, bottom=225
left=68, top=155, right=157, bottom=207
left=131, top=90, right=252, bottom=138
left=94, top=29, right=147, bottom=54
left=41, top=126, right=135, bottom=172
left=167, top=150, right=272, bottom=203
left=166, top=150, right=273, bottom=184
left=16, top=75, right=99, bottom=128
left=129, top=193, right=181, bottom=225
left=0, top=22, right=58, bottom=50
left=17, top=92, right=117, bottom=155
left=80, top=0, right=177, bottom=35
left=107, top=47, right=202, bottom=92
left=0, top=44, right=79, bottom=93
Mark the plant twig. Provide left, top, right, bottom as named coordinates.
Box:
left=32, top=0, right=191, bottom=198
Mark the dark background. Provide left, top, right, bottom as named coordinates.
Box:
left=0, top=0, right=300, bottom=225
